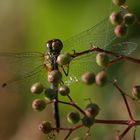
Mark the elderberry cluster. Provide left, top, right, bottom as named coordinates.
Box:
left=110, top=0, right=136, bottom=37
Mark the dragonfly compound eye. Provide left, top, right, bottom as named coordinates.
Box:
left=52, top=39, right=63, bottom=53
left=46, top=40, right=53, bottom=51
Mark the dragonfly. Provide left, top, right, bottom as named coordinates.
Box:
left=0, top=17, right=137, bottom=131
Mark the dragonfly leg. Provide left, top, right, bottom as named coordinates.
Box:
left=61, top=63, right=70, bottom=77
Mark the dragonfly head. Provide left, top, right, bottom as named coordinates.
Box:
left=46, top=39, right=63, bottom=54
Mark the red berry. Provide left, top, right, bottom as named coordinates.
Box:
left=114, top=25, right=128, bottom=37
left=110, top=12, right=123, bottom=25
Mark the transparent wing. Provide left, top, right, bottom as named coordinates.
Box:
left=106, top=42, right=137, bottom=55
left=63, top=42, right=137, bottom=85
left=62, top=15, right=137, bottom=56
left=62, top=17, right=116, bottom=53
left=0, top=52, right=49, bottom=91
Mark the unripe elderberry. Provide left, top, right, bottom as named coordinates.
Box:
left=32, top=99, right=46, bottom=111
left=30, top=82, right=44, bottom=94
left=81, top=72, right=95, bottom=85
left=57, top=53, right=72, bottom=65
left=96, top=52, right=109, bottom=67
left=95, top=71, right=107, bottom=86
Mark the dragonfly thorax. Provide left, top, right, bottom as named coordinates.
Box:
left=43, top=52, right=54, bottom=71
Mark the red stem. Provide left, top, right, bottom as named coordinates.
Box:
left=112, top=80, right=134, bottom=120
left=71, top=47, right=140, bottom=65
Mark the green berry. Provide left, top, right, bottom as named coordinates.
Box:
left=81, top=72, right=95, bottom=85
left=110, top=12, right=123, bottom=25
left=44, top=88, right=56, bottom=100
left=112, top=0, right=126, bottom=6
left=38, top=121, right=52, bottom=134
left=30, top=82, right=44, bottom=94
left=57, top=53, right=72, bottom=65
left=48, top=70, right=62, bottom=83
left=82, top=116, right=94, bottom=127
left=96, top=52, right=109, bottom=67
left=114, top=25, right=128, bottom=37
left=58, top=85, right=70, bottom=96
left=124, top=13, right=136, bottom=26
left=67, top=111, right=80, bottom=124
left=85, top=103, right=100, bottom=118
left=32, top=99, right=46, bottom=111
left=132, top=85, right=140, bottom=100
left=95, top=71, right=107, bottom=86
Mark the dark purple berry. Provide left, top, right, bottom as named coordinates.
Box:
left=124, top=13, right=136, bottom=26
left=38, top=121, right=52, bottom=134
left=58, top=85, right=70, bottom=96
left=67, top=111, right=80, bottom=124
left=44, top=88, right=56, bottom=101
left=82, top=116, right=94, bottom=127
left=85, top=103, right=100, bottom=118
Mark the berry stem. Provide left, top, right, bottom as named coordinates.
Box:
left=117, top=125, right=132, bottom=140
left=84, top=128, right=91, bottom=140
left=112, top=80, right=134, bottom=120
left=71, top=47, right=140, bottom=65
left=57, top=99, right=86, bottom=115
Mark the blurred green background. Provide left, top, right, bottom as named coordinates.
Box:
left=0, top=0, right=140, bottom=140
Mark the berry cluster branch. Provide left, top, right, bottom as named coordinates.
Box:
left=30, top=0, right=140, bottom=140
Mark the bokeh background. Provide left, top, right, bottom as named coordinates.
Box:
left=0, top=0, right=140, bottom=140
